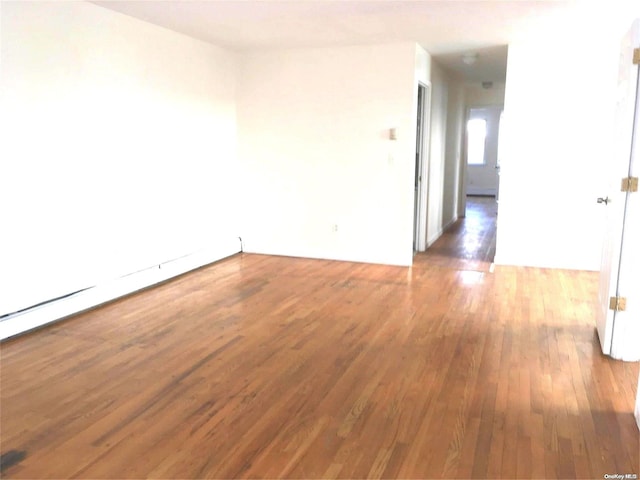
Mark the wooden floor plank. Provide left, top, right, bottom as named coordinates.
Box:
left=1, top=197, right=638, bottom=479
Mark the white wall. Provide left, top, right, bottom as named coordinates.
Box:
left=465, top=82, right=506, bottom=107
left=495, top=32, right=620, bottom=270
left=424, top=62, right=448, bottom=245
left=237, top=43, right=418, bottom=266
left=0, top=1, right=240, bottom=317
left=413, top=51, right=465, bottom=243
left=443, top=78, right=465, bottom=225
left=413, top=45, right=431, bottom=250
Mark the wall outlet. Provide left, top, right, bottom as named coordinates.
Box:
left=332, top=224, right=338, bottom=232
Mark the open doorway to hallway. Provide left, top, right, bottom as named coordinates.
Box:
left=415, top=196, right=496, bottom=272
left=457, top=81, right=505, bottom=249
left=451, top=102, right=503, bottom=269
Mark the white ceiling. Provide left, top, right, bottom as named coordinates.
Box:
left=91, top=0, right=636, bottom=83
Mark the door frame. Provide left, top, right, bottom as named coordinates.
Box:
left=461, top=105, right=504, bottom=203
left=414, top=82, right=431, bottom=252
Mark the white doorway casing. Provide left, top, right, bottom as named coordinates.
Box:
left=414, top=82, right=431, bottom=252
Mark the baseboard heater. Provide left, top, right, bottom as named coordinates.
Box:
left=0, top=240, right=241, bottom=341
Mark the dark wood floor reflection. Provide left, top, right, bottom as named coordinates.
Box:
left=417, top=195, right=497, bottom=272
left=1, top=199, right=638, bottom=478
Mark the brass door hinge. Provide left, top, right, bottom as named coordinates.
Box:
left=621, top=176, right=638, bottom=192
left=609, top=296, right=627, bottom=312
left=634, top=48, right=640, bottom=65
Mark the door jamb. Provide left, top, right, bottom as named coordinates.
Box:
left=414, top=82, right=431, bottom=252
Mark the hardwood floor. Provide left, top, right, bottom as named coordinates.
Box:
left=1, top=198, right=638, bottom=479
left=418, top=196, right=497, bottom=272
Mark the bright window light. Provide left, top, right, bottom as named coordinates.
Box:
left=467, top=118, right=487, bottom=166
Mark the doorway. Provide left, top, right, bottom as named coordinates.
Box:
left=465, top=106, right=502, bottom=198
left=413, top=83, right=430, bottom=251
left=461, top=105, right=503, bottom=265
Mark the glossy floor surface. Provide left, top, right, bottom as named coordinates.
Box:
left=1, top=197, right=638, bottom=479
left=418, top=196, right=497, bottom=272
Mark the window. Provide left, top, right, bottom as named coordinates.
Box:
left=467, top=118, right=487, bottom=165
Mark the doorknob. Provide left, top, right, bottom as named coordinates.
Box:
left=597, top=197, right=610, bottom=205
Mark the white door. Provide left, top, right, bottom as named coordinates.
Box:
left=596, top=20, right=640, bottom=361
left=466, top=107, right=501, bottom=196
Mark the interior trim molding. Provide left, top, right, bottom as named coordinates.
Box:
left=0, top=240, right=241, bottom=341
left=466, top=187, right=498, bottom=196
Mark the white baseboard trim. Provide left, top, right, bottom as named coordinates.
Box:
left=467, top=187, right=497, bottom=196
left=442, top=216, right=458, bottom=232
left=426, top=228, right=443, bottom=248
left=0, top=240, right=241, bottom=341
left=426, top=216, right=457, bottom=248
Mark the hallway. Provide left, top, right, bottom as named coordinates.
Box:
left=415, top=196, right=497, bottom=272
